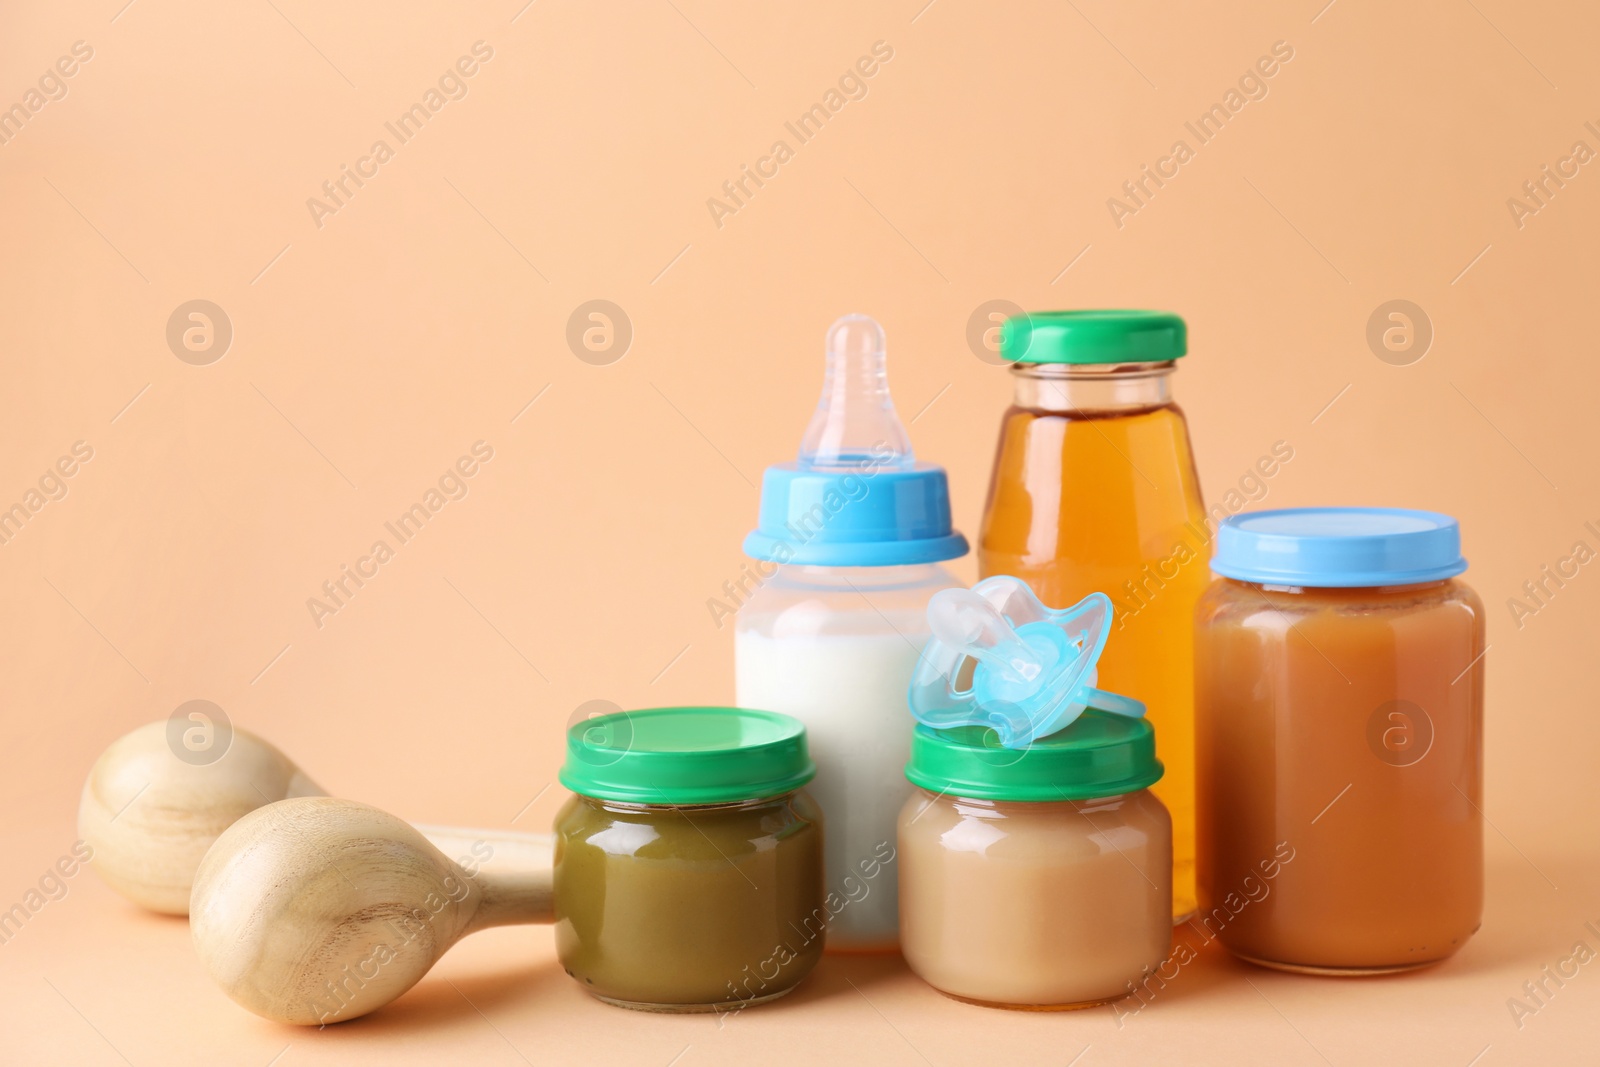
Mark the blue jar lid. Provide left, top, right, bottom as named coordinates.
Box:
left=1212, top=507, right=1467, bottom=588
left=744, top=462, right=968, bottom=566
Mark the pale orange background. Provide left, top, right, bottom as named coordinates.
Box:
left=2, top=1, right=1597, bottom=1063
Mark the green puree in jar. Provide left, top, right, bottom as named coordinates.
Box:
left=554, top=707, right=826, bottom=1012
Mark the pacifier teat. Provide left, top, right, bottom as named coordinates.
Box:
left=797, top=314, right=915, bottom=471
left=908, top=576, right=1145, bottom=748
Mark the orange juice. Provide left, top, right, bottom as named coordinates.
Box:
left=978, top=312, right=1204, bottom=920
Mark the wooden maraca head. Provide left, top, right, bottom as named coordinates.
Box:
left=79, top=721, right=321, bottom=914
left=191, top=796, right=542, bottom=1025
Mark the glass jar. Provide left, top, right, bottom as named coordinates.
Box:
left=1195, top=508, right=1485, bottom=974
left=554, top=707, right=825, bottom=1012
left=898, top=711, right=1171, bottom=1010
left=979, top=310, right=1205, bottom=921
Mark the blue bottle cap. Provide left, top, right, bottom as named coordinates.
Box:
left=744, top=315, right=967, bottom=567
left=1212, top=507, right=1467, bottom=588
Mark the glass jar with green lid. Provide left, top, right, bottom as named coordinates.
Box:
left=898, top=709, right=1172, bottom=1010
left=554, top=706, right=825, bottom=1013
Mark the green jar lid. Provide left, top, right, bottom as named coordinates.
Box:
left=905, top=708, right=1163, bottom=802
left=1000, top=310, right=1187, bottom=365
left=559, top=706, right=816, bottom=806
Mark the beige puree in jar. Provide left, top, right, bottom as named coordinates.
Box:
left=900, top=790, right=1171, bottom=1008
left=897, top=714, right=1172, bottom=1010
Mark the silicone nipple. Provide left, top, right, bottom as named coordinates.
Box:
left=908, top=577, right=1146, bottom=748
left=797, top=314, right=915, bottom=471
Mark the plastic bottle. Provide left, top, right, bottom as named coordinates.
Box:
left=735, top=314, right=967, bottom=953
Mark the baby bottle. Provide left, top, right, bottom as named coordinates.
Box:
left=735, top=314, right=967, bottom=953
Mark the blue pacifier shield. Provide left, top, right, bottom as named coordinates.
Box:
left=908, top=576, right=1145, bottom=748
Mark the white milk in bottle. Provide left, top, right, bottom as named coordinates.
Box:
left=734, top=315, right=967, bottom=952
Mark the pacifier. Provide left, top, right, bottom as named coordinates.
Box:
left=907, top=576, right=1145, bottom=748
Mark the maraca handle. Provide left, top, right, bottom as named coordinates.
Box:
left=414, top=824, right=556, bottom=930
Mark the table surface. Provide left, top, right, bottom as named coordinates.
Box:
left=3, top=816, right=1595, bottom=1067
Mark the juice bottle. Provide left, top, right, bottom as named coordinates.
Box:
left=977, top=310, right=1204, bottom=920
left=735, top=314, right=967, bottom=952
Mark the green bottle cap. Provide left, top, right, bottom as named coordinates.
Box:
left=905, top=708, right=1163, bottom=802
left=1001, top=309, right=1187, bottom=365
left=559, top=706, right=816, bottom=806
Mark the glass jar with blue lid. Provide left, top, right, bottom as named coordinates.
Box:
left=1195, top=507, right=1485, bottom=974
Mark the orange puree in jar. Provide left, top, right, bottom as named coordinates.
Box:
left=1195, top=508, right=1485, bottom=973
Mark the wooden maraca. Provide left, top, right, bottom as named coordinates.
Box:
left=79, top=721, right=550, bottom=914
left=191, top=796, right=554, bottom=1025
